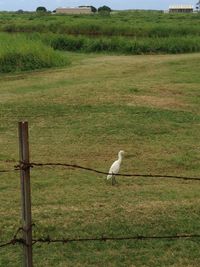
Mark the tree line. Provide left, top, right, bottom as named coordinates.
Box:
left=34, top=5, right=112, bottom=14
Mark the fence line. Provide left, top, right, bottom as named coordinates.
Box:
left=1, top=121, right=200, bottom=267
left=1, top=227, right=200, bottom=249
left=1, top=160, right=200, bottom=181
left=13, top=161, right=200, bottom=181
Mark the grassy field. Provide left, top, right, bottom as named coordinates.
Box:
left=1, top=11, right=200, bottom=37
left=1, top=11, right=200, bottom=75
left=1, top=11, right=200, bottom=56
left=1, top=52, right=200, bottom=266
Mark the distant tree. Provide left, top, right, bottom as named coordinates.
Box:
left=98, top=5, right=112, bottom=13
left=91, top=6, right=97, bottom=13
left=36, top=6, right=47, bottom=13
left=17, top=9, right=24, bottom=14
left=196, top=1, right=200, bottom=11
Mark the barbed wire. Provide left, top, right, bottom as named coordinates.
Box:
left=14, top=161, right=200, bottom=182
left=31, top=234, right=200, bottom=245
left=0, top=238, right=23, bottom=248
left=0, top=227, right=24, bottom=248
left=1, top=229, right=200, bottom=249
left=1, top=159, right=200, bottom=181
left=0, top=224, right=36, bottom=249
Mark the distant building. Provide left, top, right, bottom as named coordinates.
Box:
left=169, top=5, right=193, bottom=13
left=55, top=7, right=92, bottom=14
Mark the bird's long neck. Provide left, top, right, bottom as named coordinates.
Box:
left=118, top=153, right=123, bottom=164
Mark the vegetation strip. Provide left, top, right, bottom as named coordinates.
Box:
left=1, top=11, right=200, bottom=74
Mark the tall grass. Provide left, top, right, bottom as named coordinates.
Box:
left=44, top=34, right=200, bottom=54
left=0, top=33, right=70, bottom=73
left=2, top=20, right=200, bottom=38
left=1, top=11, right=200, bottom=38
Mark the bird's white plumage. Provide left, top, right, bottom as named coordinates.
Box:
left=107, top=150, right=125, bottom=180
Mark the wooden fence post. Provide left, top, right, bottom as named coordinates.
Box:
left=18, top=121, right=33, bottom=267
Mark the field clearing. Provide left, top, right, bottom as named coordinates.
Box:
left=1, top=52, right=200, bottom=266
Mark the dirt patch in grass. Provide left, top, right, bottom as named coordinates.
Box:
left=127, top=95, right=188, bottom=110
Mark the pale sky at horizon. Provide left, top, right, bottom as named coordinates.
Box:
left=0, top=0, right=197, bottom=12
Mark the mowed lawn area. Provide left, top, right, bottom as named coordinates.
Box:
left=1, top=52, right=200, bottom=266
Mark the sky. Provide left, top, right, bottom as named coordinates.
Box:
left=0, top=0, right=197, bottom=12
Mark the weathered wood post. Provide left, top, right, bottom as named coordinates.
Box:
left=18, top=121, right=33, bottom=267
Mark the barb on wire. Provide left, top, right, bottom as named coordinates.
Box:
left=0, top=224, right=35, bottom=249
left=0, top=238, right=23, bottom=248
left=15, top=161, right=200, bottom=182
left=0, top=227, right=24, bottom=248
left=32, top=233, right=200, bottom=245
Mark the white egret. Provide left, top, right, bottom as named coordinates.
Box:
left=107, top=150, right=125, bottom=185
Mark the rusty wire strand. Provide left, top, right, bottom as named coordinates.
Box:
left=31, top=234, right=200, bottom=245
left=13, top=161, right=200, bottom=182
left=0, top=238, right=24, bottom=248
left=1, top=159, right=200, bottom=181
left=1, top=231, right=200, bottom=249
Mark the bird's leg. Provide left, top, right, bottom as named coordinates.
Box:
left=112, top=175, right=116, bottom=186
left=111, top=175, right=114, bottom=186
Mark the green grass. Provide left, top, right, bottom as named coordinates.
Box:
left=1, top=52, right=200, bottom=266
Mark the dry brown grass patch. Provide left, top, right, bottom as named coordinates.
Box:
left=127, top=95, right=188, bottom=110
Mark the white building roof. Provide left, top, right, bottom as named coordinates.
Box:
left=56, top=7, right=91, bottom=9
left=169, top=4, right=193, bottom=9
